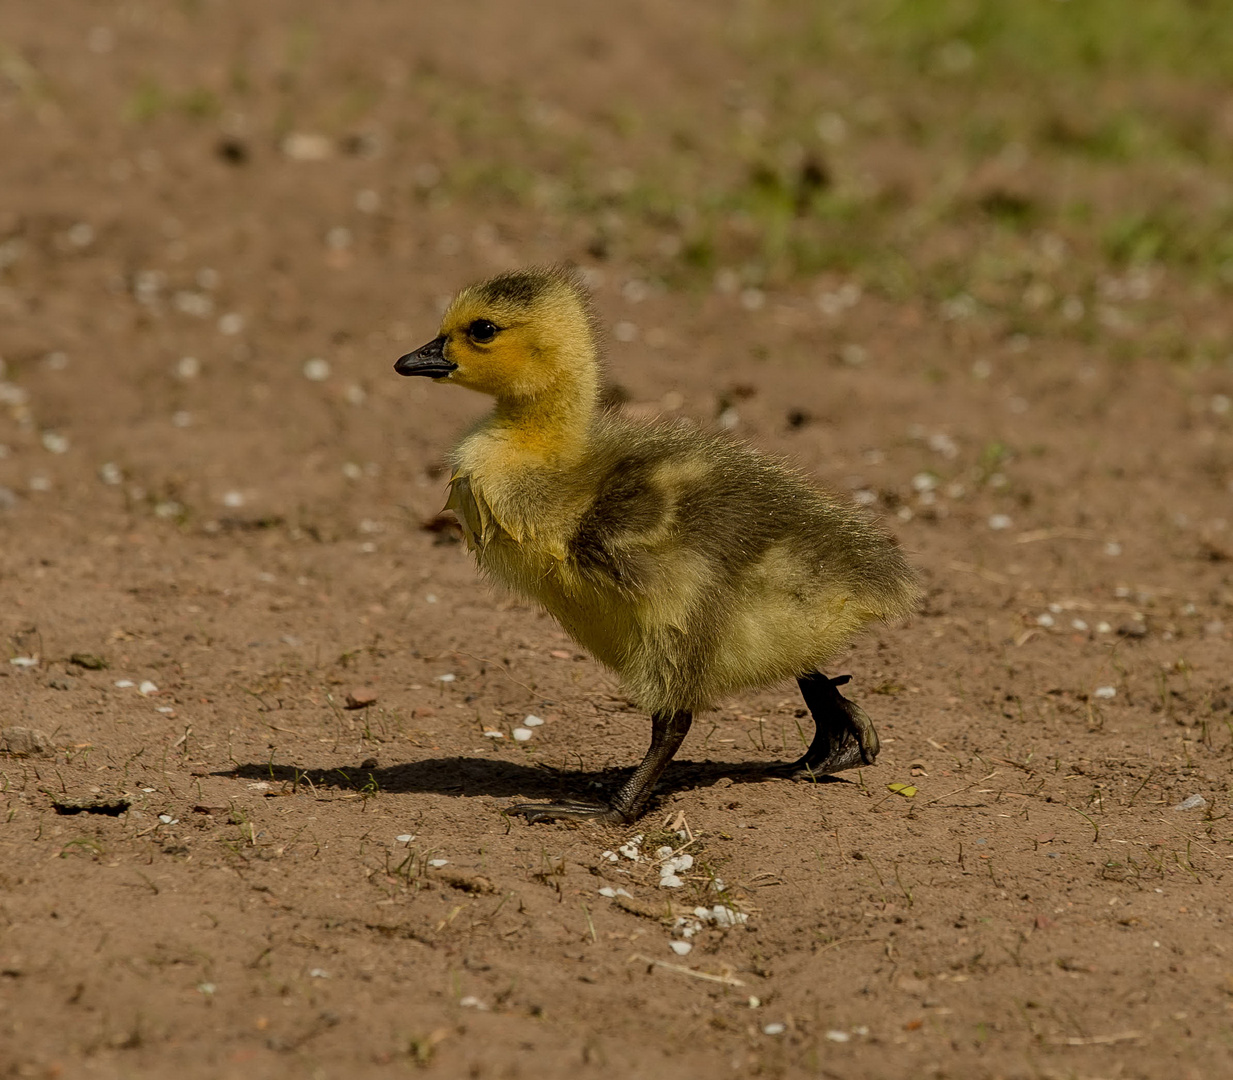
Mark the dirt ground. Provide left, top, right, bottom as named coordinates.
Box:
left=2, top=3, right=1232, bottom=1078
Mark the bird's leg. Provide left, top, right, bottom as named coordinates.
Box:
left=508, top=710, right=693, bottom=825
left=781, top=673, right=879, bottom=780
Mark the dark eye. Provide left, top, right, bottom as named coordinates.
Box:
left=467, top=318, right=499, bottom=344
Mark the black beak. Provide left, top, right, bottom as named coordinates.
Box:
left=394, top=335, right=457, bottom=379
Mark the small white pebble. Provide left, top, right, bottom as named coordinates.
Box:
left=1036, top=613, right=1054, bottom=627
left=197, top=982, right=216, bottom=996
left=988, top=514, right=1013, bottom=531
left=711, top=905, right=747, bottom=926
left=41, top=432, right=70, bottom=454
left=303, top=357, right=331, bottom=381
left=512, top=727, right=533, bottom=742
left=522, top=714, right=544, bottom=727
left=9, top=656, right=38, bottom=668
left=395, top=834, right=415, bottom=844
left=748, top=996, right=761, bottom=1009
left=114, top=679, right=134, bottom=688
left=1173, top=794, right=1207, bottom=811
left=659, top=874, right=684, bottom=889
left=155, top=706, right=174, bottom=715
left=825, top=1030, right=851, bottom=1043
left=618, top=843, right=641, bottom=861
left=436, top=673, right=455, bottom=682
left=601, top=850, right=619, bottom=863
left=99, top=462, right=123, bottom=485
left=482, top=730, right=504, bottom=739
left=911, top=472, right=936, bottom=493
left=1072, top=619, right=1088, bottom=631
left=598, top=887, right=618, bottom=897
left=1096, top=621, right=1113, bottom=634
left=669, top=941, right=693, bottom=956
left=424, top=593, right=438, bottom=604
left=308, top=968, right=329, bottom=979
left=655, top=846, right=675, bottom=860
left=138, top=680, right=158, bottom=695
left=763, top=1023, right=785, bottom=1036
left=221, top=490, right=244, bottom=508
left=1093, top=686, right=1116, bottom=699
left=427, top=858, right=449, bottom=868
left=158, top=814, right=178, bottom=825
left=740, top=287, right=765, bottom=311
left=459, top=996, right=487, bottom=1010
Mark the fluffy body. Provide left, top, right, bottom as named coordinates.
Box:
left=413, top=266, right=918, bottom=719
left=450, top=414, right=916, bottom=716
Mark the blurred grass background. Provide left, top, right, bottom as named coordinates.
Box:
left=6, top=0, right=1233, bottom=364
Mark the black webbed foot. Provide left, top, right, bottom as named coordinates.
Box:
left=780, top=673, right=880, bottom=781
left=506, top=800, right=631, bottom=825
left=504, top=709, right=694, bottom=826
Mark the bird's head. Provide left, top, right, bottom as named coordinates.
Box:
left=395, top=266, right=600, bottom=404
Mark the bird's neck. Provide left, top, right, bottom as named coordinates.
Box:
left=487, top=376, right=598, bottom=468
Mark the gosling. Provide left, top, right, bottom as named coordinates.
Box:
left=395, top=266, right=918, bottom=824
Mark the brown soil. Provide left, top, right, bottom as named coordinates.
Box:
left=1, top=3, right=1231, bottom=1078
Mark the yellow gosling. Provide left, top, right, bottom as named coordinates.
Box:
left=395, top=266, right=919, bottom=824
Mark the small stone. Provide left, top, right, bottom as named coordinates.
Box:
left=988, top=514, right=1013, bottom=531
left=282, top=133, right=334, bottom=161
left=512, top=727, right=533, bottom=742
left=1173, top=794, right=1207, bottom=812
left=669, top=941, right=693, bottom=956
left=303, top=357, right=331, bottom=382
left=1093, top=686, right=1116, bottom=699
left=660, top=874, right=684, bottom=888
left=522, top=714, right=544, bottom=727
left=763, top=1023, right=785, bottom=1036
left=427, top=858, right=449, bottom=868
left=1, top=727, right=51, bottom=756
left=345, top=688, right=378, bottom=709
left=825, top=1030, right=851, bottom=1043
left=138, top=680, right=159, bottom=696
left=395, top=834, right=416, bottom=844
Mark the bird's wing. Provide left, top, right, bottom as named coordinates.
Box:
left=445, top=473, right=493, bottom=551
